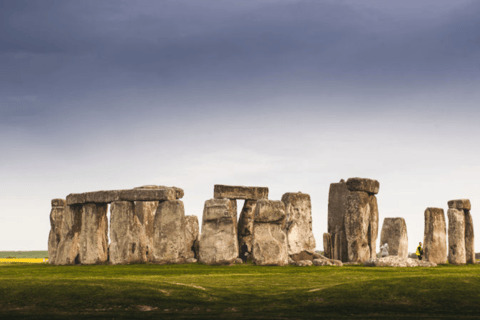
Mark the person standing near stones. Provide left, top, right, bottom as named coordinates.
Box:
left=416, top=242, right=424, bottom=260
left=240, top=242, right=249, bottom=263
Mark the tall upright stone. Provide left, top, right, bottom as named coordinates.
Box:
left=447, top=199, right=474, bottom=265
left=199, top=198, right=238, bottom=265
left=109, top=201, right=147, bottom=264
left=149, top=200, right=187, bottom=264
left=281, top=192, right=316, bottom=261
left=447, top=208, right=466, bottom=265
left=323, top=233, right=333, bottom=259
left=380, top=218, right=408, bottom=259
left=185, top=215, right=200, bottom=260
left=423, top=208, right=447, bottom=264
left=55, top=204, right=83, bottom=265
left=79, top=203, right=108, bottom=264
left=237, top=200, right=256, bottom=257
left=343, top=178, right=379, bottom=263
left=252, top=200, right=288, bottom=266
left=48, top=199, right=66, bottom=265
left=327, top=180, right=350, bottom=262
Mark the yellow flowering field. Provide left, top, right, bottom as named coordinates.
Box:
left=0, top=258, right=48, bottom=263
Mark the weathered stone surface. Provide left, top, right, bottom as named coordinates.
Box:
left=79, top=203, right=108, bottom=264
left=66, top=188, right=176, bottom=205
left=380, top=218, right=408, bottom=259
left=448, top=208, right=466, bottom=265
left=134, top=200, right=158, bottom=260
left=51, top=198, right=66, bottom=207
left=327, top=180, right=349, bottom=262
left=214, top=185, right=268, bottom=200
left=237, top=200, right=256, bottom=257
left=252, top=223, right=288, bottom=266
left=311, top=253, right=343, bottom=266
left=252, top=200, right=288, bottom=266
left=66, top=193, right=86, bottom=205
left=344, top=191, right=378, bottom=263
left=465, top=210, right=475, bottom=264
left=281, top=192, right=316, bottom=257
left=346, top=177, right=380, bottom=194
left=235, top=258, right=244, bottom=264
left=290, top=251, right=315, bottom=262
left=48, top=200, right=66, bottom=265
left=186, top=258, right=197, bottom=264
left=185, top=215, right=199, bottom=259
left=323, top=233, right=333, bottom=259
left=366, top=256, right=437, bottom=267
left=199, top=199, right=238, bottom=265
left=295, top=260, right=313, bottom=267
left=254, top=200, right=286, bottom=224
left=448, top=199, right=471, bottom=211
left=313, top=259, right=333, bottom=266
left=150, top=200, right=186, bottom=264
left=55, top=205, right=83, bottom=265
left=109, top=201, right=146, bottom=265
left=423, top=208, right=447, bottom=264
left=135, top=185, right=184, bottom=199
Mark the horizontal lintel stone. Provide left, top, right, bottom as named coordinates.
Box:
left=448, top=199, right=471, bottom=210
left=66, top=188, right=176, bottom=205
left=346, top=177, right=380, bottom=194
left=214, top=185, right=268, bottom=200
left=51, top=199, right=66, bottom=207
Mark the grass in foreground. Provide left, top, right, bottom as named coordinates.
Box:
left=1, top=262, right=479, bottom=319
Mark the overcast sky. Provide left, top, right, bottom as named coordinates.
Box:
left=1, top=0, right=479, bottom=253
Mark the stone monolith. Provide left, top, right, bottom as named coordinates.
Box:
left=48, top=199, right=66, bottom=265
left=380, top=218, right=408, bottom=259
left=149, top=200, right=187, bottom=264
left=199, top=199, right=238, bottom=265
left=281, top=192, right=316, bottom=261
left=109, top=201, right=147, bottom=264
left=448, top=199, right=474, bottom=264
left=79, top=203, right=108, bottom=264
left=55, top=205, right=83, bottom=265
left=327, top=180, right=349, bottom=262
left=423, top=207, right=447, bottom=264
left=252, top=200, right=288, bottom=266
left=237, top=200, right=256, bottom=257
left=185, top=215, right=199, bottom=259
left=447, top=208, right=466, bottom=265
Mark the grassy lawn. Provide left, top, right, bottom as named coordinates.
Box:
left=0, top=251, right=48, bottom=259
left=0, top=262, right=479, bottom=319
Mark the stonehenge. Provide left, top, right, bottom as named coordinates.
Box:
left=48, top=180, right=473, bottom=268
left=325, top=178, right=379, bottom=263
left=423, top=208, right=447, bottom=264
left=447, top=199, right=474, bottom=265
left=380, top=218, right=408, bottom=259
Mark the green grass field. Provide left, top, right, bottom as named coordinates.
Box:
left=0, top=251, right=48, bottom=259
left=1, top=262, right=479, bottom=319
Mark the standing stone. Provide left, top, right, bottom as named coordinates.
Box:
left=199, top=199, right=238, bottom=265
left=327, top=180, right=350, bottom=262
left=465, top=210, right=475, bottom=264
left=423, top=208, right=447, bottom=264
left=185, top=215, right=199, bottom=260
left=344, top=178, right=379, bottom=264
left=281, top=192, right=316, bottom=261
left=448, top=199, right=474, bottom=264
left=150, top=200, right=187, bottom=264
left=109, top=201, right=147, bottom=264
left=237, top=200, right=256, bottom=257
left=55, top=205, right=83, bottom=265
left=133, top=200, right=158, bottom=260
left=48, top=199, right=66, bottom=265
left=252, top=200, right=288, bottom=266
left=380, top=218, right=408, bottom=259
left=323, top=233, right=333, bottom=259
left=79, top=203, right=108, bottom=264
left=447, top=208, right=466, bottom=265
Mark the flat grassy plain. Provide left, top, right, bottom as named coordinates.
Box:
left=1, top=263, right=479, bottom=319
left=0, top=251, right=48, bottom=258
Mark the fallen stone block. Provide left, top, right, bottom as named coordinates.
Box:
left=448, top=199, right=471, bottom=211
left=423, top=207, right=447, bottom=264
left=281, top=192, right=316, bottom=258
left=214, top=185, right=268, bottom=200
left=199, top=199, right=238, bottom=265
left=295, top=260, right=313, bottom=267
left=346, top=177, right=380, bottom=194
left=447, top=208, right=466, bottom=265
left=380, top=217, right=408, bottom=259
left=366, top=256, right=437, bottom=267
